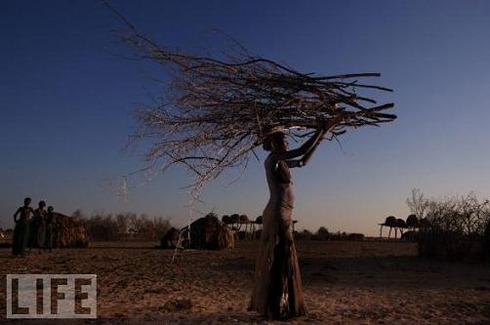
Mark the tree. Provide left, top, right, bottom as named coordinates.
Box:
left=316, top=226, right=330, bottom=240
left=406, top=188, right=430, bottom=220
left=108, top=4, right=396, bottom=319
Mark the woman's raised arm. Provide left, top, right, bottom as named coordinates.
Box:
left=274, top=119, right=330, bottom=166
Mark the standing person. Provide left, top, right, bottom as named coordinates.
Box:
left=12, top=197, right=35, bottom=257
left=249, top=119, right=328, bottom=319
left=33, top=201, right=47, bottom=250
left=45, top=206, right=56, bottom=252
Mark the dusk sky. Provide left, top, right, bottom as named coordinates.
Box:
left=2, top=1, right=490, bottom=236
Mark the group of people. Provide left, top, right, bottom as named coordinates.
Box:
left=12, top=197, right=56, bottom=257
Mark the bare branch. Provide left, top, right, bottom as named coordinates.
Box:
left=112, top=6, right=397, bottom=188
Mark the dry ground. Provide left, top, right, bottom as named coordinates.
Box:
left=1, top=240, right=490, bottom=324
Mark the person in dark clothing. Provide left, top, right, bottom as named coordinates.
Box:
left=45, top=206, right=56, bottom=252
left=32, top=201, right=47, bottom=250
left=13, top=197, right=35, bottom=257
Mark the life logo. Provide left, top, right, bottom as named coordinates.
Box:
left=6, top=274, right=97, bottom=319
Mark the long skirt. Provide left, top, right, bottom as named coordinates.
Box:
left=45, top=226, right=54, bottom=251
left=12, top=221, right=30, bottom=256
left=37, top=223, right=46, bottom=248
left=250, top=205, right=306, bottom=319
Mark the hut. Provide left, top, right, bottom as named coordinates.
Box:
left=188, top=214, right=234, bottom=250
left=53, top=212, right=89, bottom=248
left=160, top=227, right=180, bottom=248
left=379, top=216, right=397, bottom=238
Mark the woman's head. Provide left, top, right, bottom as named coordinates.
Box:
left=263, top=131, right=287, bottom=152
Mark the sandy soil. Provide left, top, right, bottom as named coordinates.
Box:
left=1, top=240, right=490, bottom=324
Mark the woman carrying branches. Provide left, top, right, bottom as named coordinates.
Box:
left=250, top=118, right=328, bottom=319
left=104, top=6, right=396, bottom=319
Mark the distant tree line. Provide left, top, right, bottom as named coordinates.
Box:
left=294, top=227, right=364, bottom=241
left=74, top=210, right=171, bottom=241
left=73, top=208, right=359, bottom=243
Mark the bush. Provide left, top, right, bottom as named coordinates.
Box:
left=408, top=191, right=490, bottom=261
left=294, top=229, right=313, bottom=240
left=311, top=227, right=330, bottom=241
left=484, top=221, right=490, bottom=262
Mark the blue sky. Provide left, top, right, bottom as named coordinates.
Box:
left=1, top=0, right=490, bottom=236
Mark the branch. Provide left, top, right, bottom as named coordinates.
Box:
left=109, top=5, right=397, bottom=189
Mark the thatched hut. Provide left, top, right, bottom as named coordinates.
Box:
left=53, top=212, right=89, bottom=248
left=189, top=214, right=234, bottom=250
left=379, top=216, right=397, bottom=238
left=160, top=227, right=180, bottom=248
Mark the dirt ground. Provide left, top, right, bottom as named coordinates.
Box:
left=1, top=240, right=490, bottom=324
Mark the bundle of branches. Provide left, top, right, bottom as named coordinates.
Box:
left=117, top=11, right=396, bottom=188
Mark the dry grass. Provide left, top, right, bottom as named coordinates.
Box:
left=1, top=240, right=489, bottom=324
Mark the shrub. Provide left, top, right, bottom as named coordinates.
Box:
left=311, top=227, right=330, bottom=241
left=484, top=221, right=490, bottom=262
left=294, top=229, right=313, bottom=241
left=408, top=191, right=490, bottom=261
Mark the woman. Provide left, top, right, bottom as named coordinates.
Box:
left=45, top=206, right=56, bottom=252
left=250, top=120, right=328, bottom=319
left=13, top=197, right=35, bottom=257
left=32, top=200, right=47, bottom=249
